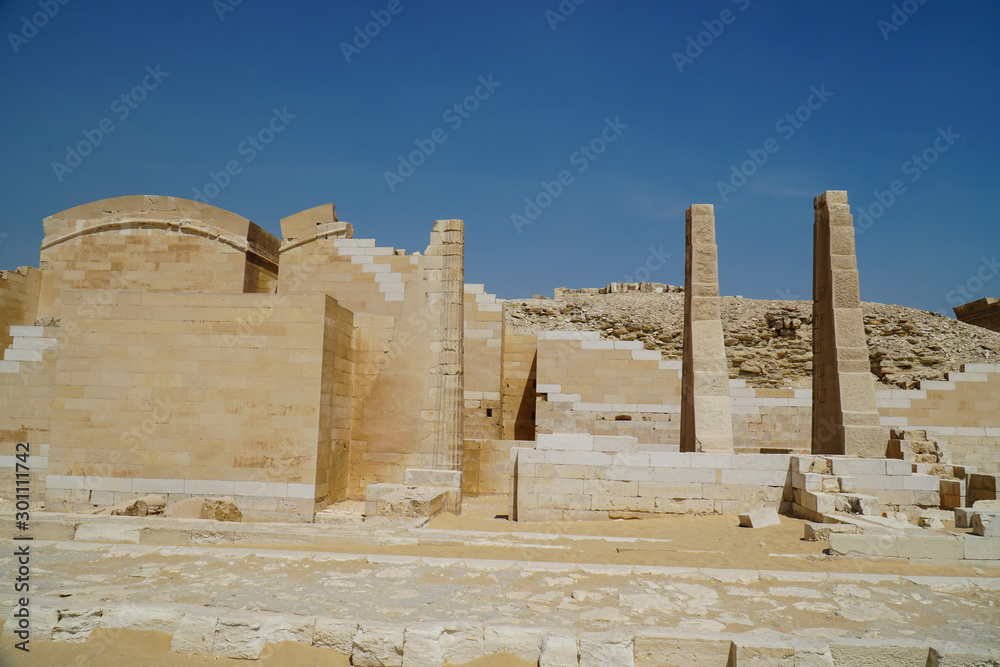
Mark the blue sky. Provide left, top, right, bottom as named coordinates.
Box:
left=1, top=0, right=997, bottom=315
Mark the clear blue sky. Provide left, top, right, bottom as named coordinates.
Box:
left=1, top=1, right=998, bottom=315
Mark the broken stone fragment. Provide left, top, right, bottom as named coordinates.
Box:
left=738, top=507, right=780, bottom=528
left=201, top=496, right=242, bottom=522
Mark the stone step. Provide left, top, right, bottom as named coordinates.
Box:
left=12, top=336, right=58, bottom=350
left=3, top=348, right=43, bottom=362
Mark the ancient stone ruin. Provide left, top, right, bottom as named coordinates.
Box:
left=1, top=192, right=998, bottom=664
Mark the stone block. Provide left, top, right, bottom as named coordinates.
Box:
left=896, top=536, right=964, bottom=560
left=75, top=523, right=141, bottom=544
left=313, top=619, right=359, bottom=654
left=52, top=608, right=103, bottom=642
left=402, top=625, right=444, bottom=667
left=579, top=632, right=634, bottom=667
left=540, top=632, right=579, bottom=667
left=353, top=623, right=405, bottom=667
left=171, top=613, right=218, bottom=655
left=739, top=507, right=780, bottom=528
left=972, top=512, right=1000, bottom=537
left=829, top=533, right=899, bottom=558
left=803, top=522, right=860, bottom=542
left=483, top=625, right=544, bottom=662
left=633, top=631, right=731, bottom=667
left=964, top=535, right=1000, bottom=560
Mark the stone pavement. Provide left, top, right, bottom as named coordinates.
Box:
left=2, top=513, right=999, bottom=665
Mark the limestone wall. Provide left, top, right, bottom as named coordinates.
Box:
left=0, top=266, right=42, bottom=351
left=37, top=196, right=280, bottom=317
left=501, top=329, right=536, bottom=440
left=461, top=438, right=525, bottom=496
left=0, top=323, right=59, bottom=501
left=511, top=434, right=789, bottom=521
left=463, top=285, right=503, bottom=441
left=44, top=290, right=350, bottom=520
left=535, top=331, right=682, bottom=445
left=877, top=363, right=1000, bottom=473
left=282, top=221, right=465, bottom=494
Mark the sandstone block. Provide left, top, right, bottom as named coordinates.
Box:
left=739, top=507, right=780, bottom=528
left=402, top=625, right=444, bottom=667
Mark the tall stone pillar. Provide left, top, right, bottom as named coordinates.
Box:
left=426, top=219, right=465, bottom=471
left=680, top=205, right=735, bottom=453
left=811, top=191, right=883, bottom=457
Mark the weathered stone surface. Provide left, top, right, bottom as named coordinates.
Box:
left=402, top=625, right=445, bottom=667
left=803, top=522, right=861, bottom=541
left=313, top=618, right=358, bottom=654
left=201, top=497, right=243, bottom=522
left=579, top=632, right=634, bottom=667
left=112, top=499, right=148, bottom=517
left=540, top=632, right=579, bottom=667
left=170, top=613, right=218, bottom=655
left=739, top=507, right=780, bottom=528
left=483, top=625, right=545, bottom=662
left=971, top=512, right=1000, bottom=537
left=353, top=623, right=404, bottom=667
left=51, top=608, right=103, bottom=642
left=214, top=612, right=266, bottom=659
left=164, top=497, right=206, bottom=519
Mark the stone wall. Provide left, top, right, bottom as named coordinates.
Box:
left=0, top=266, right=41, bottom=351
left=501, top=329, right=536, bottom=440
left=463, top=285, right=503, bottom=441
left=535, top=331, right=682, bottom=445
left=44, top=291, right=352, bottom=520
left=37, top=196, right=279, bottom=317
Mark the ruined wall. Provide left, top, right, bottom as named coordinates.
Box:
left=501, top=328, right=536, bottom=440
left=535, top=331, right=682, bottom=445
left=461, top=438, right=525, bottom=497
left=37, top=196, right=279, bottom=318
left=0, top=266, right=42, bottom=351
left=280, top=219, right=465, bottom=494
left=877, top=363, right=1000, bottom=474
left=44, top=290, right=347, bottom=521
left=463, top=284, right=503, bottom=441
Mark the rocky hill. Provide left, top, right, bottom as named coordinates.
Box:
left=504, top=289, right=1000, bottom=389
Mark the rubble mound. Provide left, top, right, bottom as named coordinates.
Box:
left=503, top=292, right=1000, bottom=389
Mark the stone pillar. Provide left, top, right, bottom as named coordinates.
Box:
left=680, top=205, right=735, bottom=453
left=811, top=191, right=883, bottom=457
left=426, top=219, right=465, bottom=471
